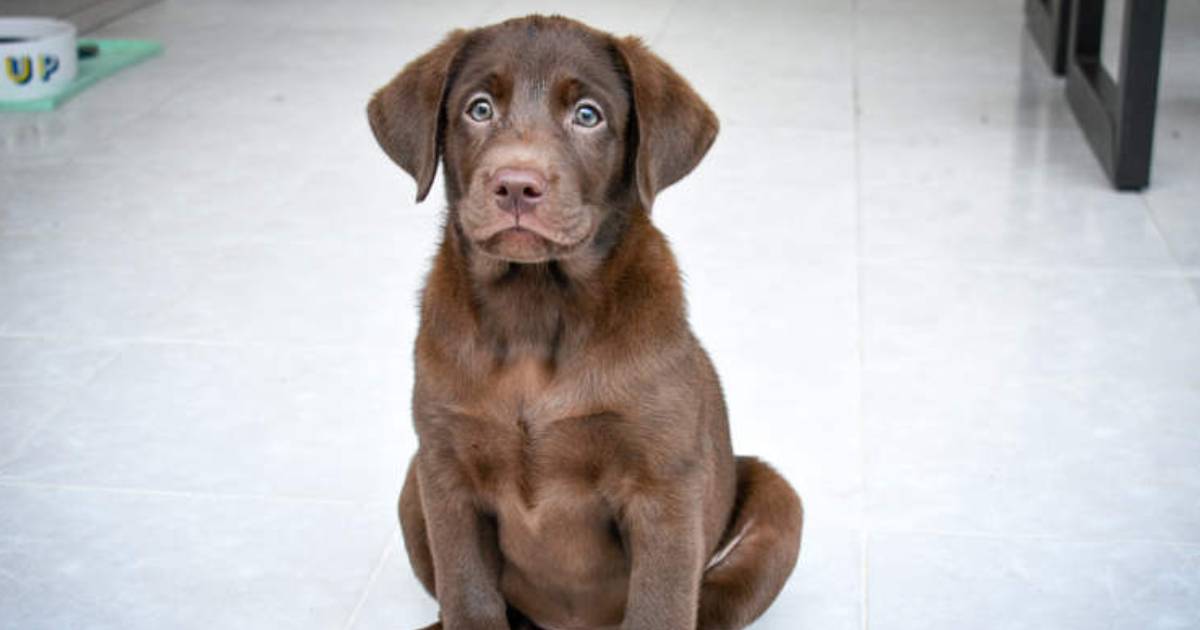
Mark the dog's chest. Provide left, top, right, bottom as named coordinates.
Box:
left=442, top=358, right=632, bottom=602
left=443, top=357, right=627, bottom=506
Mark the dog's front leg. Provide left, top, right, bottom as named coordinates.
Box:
left=416, top=450, right=509, bottom=630
left=620, top=486, right=706, bottom=630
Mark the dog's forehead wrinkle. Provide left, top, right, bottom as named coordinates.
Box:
left=466, top=21, right=620, bottom=93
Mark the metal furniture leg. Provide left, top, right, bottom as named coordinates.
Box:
left=1026, top=0, right=1073, bottom=74
left=1065, top=0, right=1167, bottom=190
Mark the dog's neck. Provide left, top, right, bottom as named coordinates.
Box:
left=469, top=256, right=587, bottom=362
left=422, top=209, right=686, bottom=367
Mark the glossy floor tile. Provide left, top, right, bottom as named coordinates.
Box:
left=0, top=486, right=394, bottom=630
left=2, top=1, right=1199, bottom=629
left=0, top=343, right=414, bottom=502
left=869, top=532, right=1200, bottom=630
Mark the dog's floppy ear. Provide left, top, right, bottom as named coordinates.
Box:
left=615, top=36, right=719, bottom=209
left=367, top=30, right=469, bottom=202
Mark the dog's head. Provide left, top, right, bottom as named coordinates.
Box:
left=368, top=15, right=717, bottom=264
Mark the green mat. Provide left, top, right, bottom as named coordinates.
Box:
left=0, top=39, right=162, bottom=112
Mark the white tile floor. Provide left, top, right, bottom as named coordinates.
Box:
left=1, top=1, right=1198, bottom=628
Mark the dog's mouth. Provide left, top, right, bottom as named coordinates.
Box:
left=478, top=226, right=573, bottom=263
left=466, top=209, right=592, bottom=263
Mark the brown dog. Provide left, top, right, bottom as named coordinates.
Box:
left=368, top=15, right=803, bottom=630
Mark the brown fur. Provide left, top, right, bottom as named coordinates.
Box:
left=369, top=15, right=803, bottom=630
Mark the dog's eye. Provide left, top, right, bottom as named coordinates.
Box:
left=466, top=97, right=494, bottom=122
left=573, top=102, right=603, bottom=128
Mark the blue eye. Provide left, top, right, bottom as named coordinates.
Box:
left=573, top=102, right=602, bottom=128
left=467, top=97, right=493, bottom=122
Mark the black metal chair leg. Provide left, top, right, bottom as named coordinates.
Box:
left=1026, top=0, right=1073, bottom=74
left=1065, top=0, right=1167, bottom=191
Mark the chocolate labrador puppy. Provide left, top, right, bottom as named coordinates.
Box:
left=368, top=15, right=803, bottom=630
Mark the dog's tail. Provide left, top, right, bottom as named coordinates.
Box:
left=699, top=456, right=804, bottom=629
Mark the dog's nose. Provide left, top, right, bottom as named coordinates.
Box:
left=491, top=168, right=546, bottom=214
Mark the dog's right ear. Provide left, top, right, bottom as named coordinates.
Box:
left=367, top=30, right=469, bottom=203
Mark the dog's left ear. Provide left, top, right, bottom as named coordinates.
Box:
left=615, top=36, right=719, bottom=210
left=367, top=30, right=469, bottom=202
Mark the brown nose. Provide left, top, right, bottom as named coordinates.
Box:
left=491, top=168, right=546, bottom=215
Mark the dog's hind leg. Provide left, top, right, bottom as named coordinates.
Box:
left=698, top=456, right=804, bottom=630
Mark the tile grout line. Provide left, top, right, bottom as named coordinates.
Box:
left=1135, top=182, right=1189, bottom=270
left=0, top=478, right=391, bottom=508
left=0, top=332, right=409, bottom=353
left=850, top=1, right=869, bottom=629
left=0, top=349, right=126, bottom=470
left=867, top=525, right=1200, bottom=549
left=54, top=35, right=220, bottom=171
left=342, top=532, right=398, bottom=630
left=92, top=157, right=345, bottom=340
left=650, top=0, right=683, bottom=47
left=854, top=257, right=1200, bottom=278
left=1135, top=192, right=1200, bottom=306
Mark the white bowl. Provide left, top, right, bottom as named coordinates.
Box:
left=0, top=17, right=78, bottom=102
